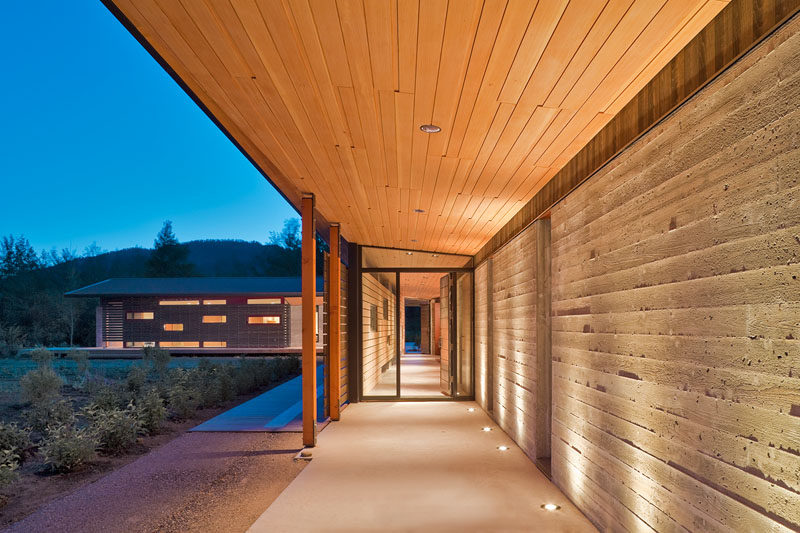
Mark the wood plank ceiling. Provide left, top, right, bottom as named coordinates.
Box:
left=110, top=0, right=728, bottom=255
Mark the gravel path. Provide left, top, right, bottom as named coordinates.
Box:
left=4, top=432, right=306, bottom=533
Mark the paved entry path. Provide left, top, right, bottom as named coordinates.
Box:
left=191, top=365, right=326, bottom=432
left=248, top=401, right=597, bottom=533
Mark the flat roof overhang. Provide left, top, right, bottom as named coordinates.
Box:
left=102, top=0, right=787, bottom=257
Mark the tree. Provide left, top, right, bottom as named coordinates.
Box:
left=0, top=235, right=41, bottom=278
left=83, top=242, right=105, bottom=258
left=145, top=221, right=195, bottom=277
left=268, top=218, right=301, bottom=250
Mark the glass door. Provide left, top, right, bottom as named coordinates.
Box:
left=360, top=267, right=473, bottom=400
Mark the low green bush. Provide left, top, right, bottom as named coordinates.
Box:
left=20, top=366, right=63, bottom=405
left=0, top=449, right=19, bottom=488
left=84, top=402, right=142, bottom=455
left=0, top=323, right=26, bottom=357
left=40, top=425, right=97, bottom=473
left=142, top=346, right=171, bottom=376
left=135, top=388, right=166, bottom=435
left=67, top=350, right=90, bottom=375
left=22, top=398, right=75, bottom=435
left=125, top=365, right=148, bottom=394
left=29, top=347, right=53, bottom=367
left=88, top=383, right=128, bottom=411
left=0, top=422, right=31, bottom=459
left=166, top=370, right=200, bottom=419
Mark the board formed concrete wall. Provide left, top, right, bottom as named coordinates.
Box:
left=549, top=17, right=800, bottom=532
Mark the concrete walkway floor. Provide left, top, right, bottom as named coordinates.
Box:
left=249, top=401, right=596, bottom=532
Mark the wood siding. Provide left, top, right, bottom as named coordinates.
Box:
left=340, top=264, right=349, bottom=406
left=549, top=17, right=800, bottom=532
left=440, top=274, right=450, bottom=394
left=361, top=273, right=396, bottom=394
left=474, top=261, right=491, bottom=412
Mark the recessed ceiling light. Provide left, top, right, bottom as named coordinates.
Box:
left=541, top=504, right=561, bottom=511
left=406, top=252, right=413, bottom=255
left=414, top=208, right=425, bottom=213
left=419, top=124, right=441, bottom=133
left=497, top=445, right=509, bottom=451
left=411, top=239, right=418, bottom=242
left=431, top=254, right=439, bottom=257
left=482, top=427, right=492, bottom=432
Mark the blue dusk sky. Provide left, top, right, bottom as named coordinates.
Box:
left=0, top=1, right=296, bottom=255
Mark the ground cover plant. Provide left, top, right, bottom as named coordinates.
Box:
left=0, top=349, right=300, bottom=504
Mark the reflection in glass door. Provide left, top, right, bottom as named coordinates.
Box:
left=360, top=272, right=397, bottom=397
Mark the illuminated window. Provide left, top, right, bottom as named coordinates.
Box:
left=202, top=315, right=227, bottom=323
left=247, top=298, right=282, bottom=305
left=203, top=299, right=226, bottom=305
left=159, top=300, right=199, bottom=306
left=248, top=316, right=281, bottom=324
left=126, top=312, right=154, bottom=320
left=383, top=298, right=388, bottom=319
left=125, top=341, right=155, bottom=347
left=163, top=323, right=184, bottom=331
left=370, top=305, right=377, bottom=332
left=203, top=341, right=227, bottom=348
left=159, top=341, right=200, bottom=348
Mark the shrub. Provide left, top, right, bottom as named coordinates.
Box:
left=142, top=346, right=171, bottom=376
left=0, top=323, right=26, bottom=357
left=40, top=425, right=97, bottom=472
left=135, top=388, right=166, bottom=435
left=20, top=366, right=62, bottom=405
left=67, top=350, right=90, bottom=375
left=22, top=399, right=75, bottom=435
left=89, top=383, right=127, bottom=411
left=167, top=370, right=200, bottom=419
left=125, top=365, right=148, bottom=394
left=84, top=402, right=142, bottom=455
left=29, top=347, right=53, bottom=367
left=0, top=450, right=19, bottom=488
left=0, top=422, right=31, bottom=459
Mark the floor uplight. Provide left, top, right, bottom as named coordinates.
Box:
left=541, top=504, right=561, bottom=511
left=497, top=445, right=509, bottom=451
left=481, top=427, right=492, bottom=432
left=467, top=408, right=475, bottom=412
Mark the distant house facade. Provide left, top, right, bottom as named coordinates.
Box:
left=66, top=277, right=323, bottom=351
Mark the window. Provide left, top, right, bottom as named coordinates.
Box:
left=383, top=298, right=388, bottom=320
left=159, top=300, right=199, bottom=306
left=125, top=341, right=155, bottom=347
left=202, top=315, right=227, bottom=323
left=370, top=304, right=377, bottom=332
left=203, top=299, right=226, bottom=305
left=126, top=312, right=154, bottom=320
left=247, top=298, right=282, bottom=305
left=203, top=341, right=227, bottom=348
left=163, top=323, right=184, bottom=331
left=159, top=341, right=199, bottom=348
left=248, top=316, right=281, bottom=324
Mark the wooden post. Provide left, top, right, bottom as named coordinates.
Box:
left=301, top=194, right=317, bottom=447
left=328, top=224, right=341, bottom=420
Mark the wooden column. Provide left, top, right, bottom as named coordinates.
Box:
left=301, top=194, right=317, bottom=447
left=328, top=224, right=341, bottom=420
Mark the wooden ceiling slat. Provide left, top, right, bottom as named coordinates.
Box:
left=497, top=0, right=569, bottom=104
left=444, top=0, right=507, bottom=159
left=457, top=1, right=537, bottom=159
left=111, top=0, right=727, bottom=255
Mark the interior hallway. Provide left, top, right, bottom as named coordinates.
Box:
left=248, top=401, right=595, bottom=532
left=367, top=353, right=447, bottom=397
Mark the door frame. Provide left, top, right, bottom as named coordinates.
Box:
left=358, top=266, right=474, bottom=402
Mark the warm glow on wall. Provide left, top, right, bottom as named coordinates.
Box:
left=203, top=299, right=226, bottom=305
left=163, top=323, right=184, bottom=331
left=202, top=315, right=227, bottom=323
left=126, top=312, right=154, bottom=320
left=159, top=300, right=199, bottom=306
left=203, top=341, right=227, bottom=347
left=248, top=316, right=281, bottom=324
left=159, top=341, right=199, bottom=348
left=125, top=341, right=155, bottom=347
left=247, top=298, right=282, bottom=305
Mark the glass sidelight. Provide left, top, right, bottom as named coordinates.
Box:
left=360, top=272, right=398, bottom=397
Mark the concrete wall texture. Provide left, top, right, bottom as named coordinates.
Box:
left=475, top=15, right=800, bottom=532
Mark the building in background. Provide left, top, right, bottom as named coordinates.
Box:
left=66, top=277, right=323, bottom=353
